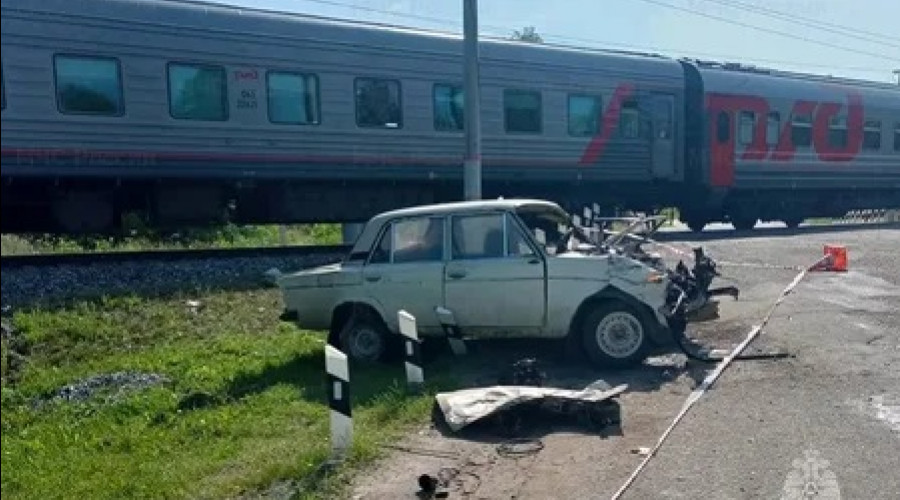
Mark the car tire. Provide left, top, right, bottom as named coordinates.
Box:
left=338, top=311, right=391, bottom=363
left=581, top=301, right=651, bottom=369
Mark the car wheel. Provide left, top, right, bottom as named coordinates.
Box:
left=581, top=301, right=650, bottom=369
left=339, top=313, right=389, bottom=363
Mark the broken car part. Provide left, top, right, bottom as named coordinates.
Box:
left=434, top=383, right=627, bottom=433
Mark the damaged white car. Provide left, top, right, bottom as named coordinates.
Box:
left=278, top=199, right=727, bottom=368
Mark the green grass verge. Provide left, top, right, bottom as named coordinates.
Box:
left=1, top=223, right=343, bottom=256
left=1, top=290, right=456, bottom=500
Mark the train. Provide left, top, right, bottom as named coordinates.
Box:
left=1, top=0, right=898, bottom=235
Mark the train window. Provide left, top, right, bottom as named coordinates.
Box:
left=168, top=63, right=228, bottom=121
left=767, top=112, right=781, bottom=145
left=568, top=94, right=602, bottom=137
left=54, top=55, right=123, bottom=116
left=267, top=72, right=320, bottom=125
left=863, top=121, right=882, bottom=150
left=894, top=123, right=900, bottom=152
left=618, top=100, right=641, bottom=139
left=504, top=89, right=542, bottom=134
left=738, top=111, right=755, bottom=146
left=716, top=111, right=730, bottom=143
left=791, top=114, right=812, bottom=147
left=355, top=78, right=402, bottom=129
left=649, top=95, right=673, bottom=140
left=434, top=84, right=464, bottom=131
left=827, top=116, right=848, bottom=148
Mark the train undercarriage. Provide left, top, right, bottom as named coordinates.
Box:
left=2, top=175, right=897, bottom=236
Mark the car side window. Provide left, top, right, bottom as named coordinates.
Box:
left=369, top=223, right=392, bottom=264
left=452, top=213, right=504, bottom=260
left=391, top=216, right=444, bottom=263
left=506, top=214, right=535, bottom=257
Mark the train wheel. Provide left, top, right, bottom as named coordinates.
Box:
left=730, top=214, right=758, bottom=231
left=684, top=217, right=709, bottom=233
left=782, top=216, right=804, bottom=229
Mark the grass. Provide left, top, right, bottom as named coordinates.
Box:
left=1, top=289, right=457, bottom=500
left=1, top=223, right=343, bottom=256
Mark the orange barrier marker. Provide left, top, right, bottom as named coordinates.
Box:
left=823, top=244, right=848, bottom=272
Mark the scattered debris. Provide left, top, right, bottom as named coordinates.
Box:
left=185, top=300, right=203, bottom=313
left=497, top=358, right=546, bottom=386
left=416, top=474, right=447, bottom=498
left=41, top=371, right=170, bottom=406
left=415, top=467, right=481, bottom=498
left=630, top=447, right=651, bottom=457
left=496, top=438, right=545, bottom=458
left=434, top=382, right=626, bottom=434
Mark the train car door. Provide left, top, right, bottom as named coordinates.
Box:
left=648, top=93, right=676, bottom=179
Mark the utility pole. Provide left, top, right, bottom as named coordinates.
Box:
left=894, top=69, right=900, bottom=86
left=463, top=0, right=482, bottom=200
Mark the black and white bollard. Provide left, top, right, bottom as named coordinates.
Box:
left=435, top=306, right=467, bottom=356
left=325, top=345, right=352, bottom=459
left=398, top=310, right=424, bottom=393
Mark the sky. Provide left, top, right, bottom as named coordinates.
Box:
left=208, top=0, right=899, bottom=84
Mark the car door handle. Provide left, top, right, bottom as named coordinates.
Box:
left=447, top=269, right=467, bottom=279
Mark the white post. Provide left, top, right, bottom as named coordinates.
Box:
left=325, top=345, right=352, bottom=459
left=398, top=310, right=424, bottom=392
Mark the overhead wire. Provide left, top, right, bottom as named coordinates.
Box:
left=286, top=0, right=885, bottom=74
left=697, top=0, right=900, bottom=44
left=631, top=0, right=899, bottom=62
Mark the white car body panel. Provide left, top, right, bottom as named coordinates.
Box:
left=278, top=199, right=677, bottom=344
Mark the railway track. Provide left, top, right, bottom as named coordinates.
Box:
left=0, top=244, right=352, bottom=269
left=1, top=244, right=352, bottom=311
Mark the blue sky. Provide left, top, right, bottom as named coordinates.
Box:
left=211, top=0, right=899, bottom=83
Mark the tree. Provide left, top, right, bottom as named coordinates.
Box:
left=510, top=26, right=543, bottom=43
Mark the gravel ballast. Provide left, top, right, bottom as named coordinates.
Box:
left=1, top=251, right=345, bottom=311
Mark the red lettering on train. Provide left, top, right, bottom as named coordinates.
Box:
left=812, top=92, right=864, bottom=162
left=771, top=100, right=818, bottom=162
left=578, top=84, right=635, bottom=166
left=705, top=93, right=771, bottom=186
left=704, top=91, right=865, bottom=186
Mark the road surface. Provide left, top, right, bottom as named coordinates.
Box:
left=350, top=227, right=899, bottom=500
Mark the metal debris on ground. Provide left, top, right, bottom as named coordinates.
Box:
left=497, top=358, right=546, bottom=387
left=416, top=467, right=482, bottom=498
left=496, top=438, right=545, bottom=458
left=434, top=383, right=627, bottom=435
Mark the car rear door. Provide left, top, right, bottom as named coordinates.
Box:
left=443, top=211, right=546, bottom=336
left=361, top=215, right=446, bottom=333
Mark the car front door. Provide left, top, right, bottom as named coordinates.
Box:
left=443, top=211, right=547, bottom=337
left=362, top=215, right=446, bottom=334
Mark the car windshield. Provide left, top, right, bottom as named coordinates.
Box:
left=514, top=205, right=578, bottom=253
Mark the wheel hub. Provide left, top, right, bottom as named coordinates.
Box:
left=595, top=312, right=643, bottom=358
left=348, top=325, right=383, bottom=360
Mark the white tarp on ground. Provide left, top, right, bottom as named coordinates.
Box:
left=435, top=383, right=628, bottom=432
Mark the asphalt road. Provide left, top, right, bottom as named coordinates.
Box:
left=350, top=226, right=899, bottom=500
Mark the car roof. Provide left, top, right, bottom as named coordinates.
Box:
left=370, top=198, right=565, bottom=221
left=349, top=198, right=567, bottom=255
